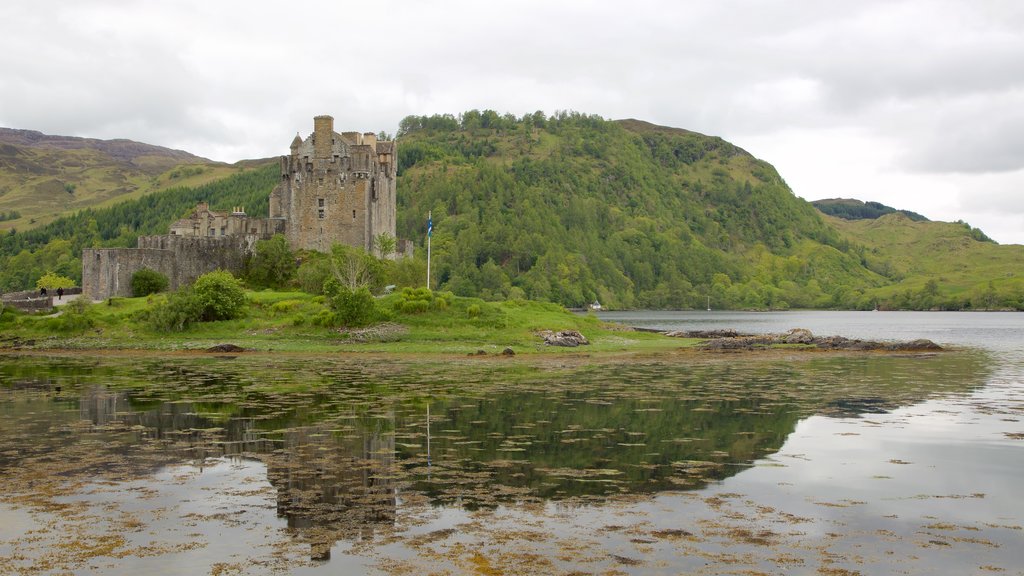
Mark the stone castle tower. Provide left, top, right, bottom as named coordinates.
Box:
left=269, top=115, right=397, bottom=255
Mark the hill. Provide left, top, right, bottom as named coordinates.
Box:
left=0, top=162, right=277, bottom=291
left=0, top=127, right=253, bottom=232
left=394, top=112, right=883, bottom=309
left=825, top=213, right=1023, bottom=309
left=812, top=198, right=929, bottom=223
left=1, top=111, right=1020, bottom=311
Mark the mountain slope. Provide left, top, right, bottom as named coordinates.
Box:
left=812, top=198, right=929, bottom=222
left=0, top=128, right=249, bottom=231
left=826, top=213, right=1023, bottom=309
left=395, top=111, right=883, bottom=309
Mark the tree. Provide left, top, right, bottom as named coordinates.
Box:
left=131, top=269, right=169, bottom=297
left=373, top=232, right=397, bottom=259
left=36, top=272, right=76, bottom=290
left=329, top=244, right=385, bottom=292
left=246, top=234, right=296, bottom=289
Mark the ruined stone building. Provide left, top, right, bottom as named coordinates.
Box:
left=82, top=116, right=398, bottom=300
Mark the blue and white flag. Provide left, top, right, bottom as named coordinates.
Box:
left=427, top=214, right=433, bottom=238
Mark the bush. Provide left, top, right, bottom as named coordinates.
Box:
left=43, top=298, right=94, bottom=332
left=246, top=234, right=296, bottom=289
left=192, top=270, right=247, bottom=321
left=131, top=269, right=169, bottom=297
left=324, top=278, right=385, bottom=327
left=145, top=270, right=247, bottom=332
left=147, top=289, right=203, bottom=332
left=297, top=256, right=332, bottom=295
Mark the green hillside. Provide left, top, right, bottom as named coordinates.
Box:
left=395, top=112, right=882, bottom=309
left=826, top=213, right=1024, bottom=310
left=812, top=198, right=929, bottom=223
left=2, top=111, right=1020, bottom=311
left=0, top=163, right=277, bottom=291
left=0, top=128, right=251, bottom=232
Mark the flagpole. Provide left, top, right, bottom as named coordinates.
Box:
left=426, top=211, right=432, bottom=290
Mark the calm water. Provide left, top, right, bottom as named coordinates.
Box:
left=0, top=311, right=1021, bottom=575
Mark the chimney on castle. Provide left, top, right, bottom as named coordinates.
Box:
left=313, top=115, right=334, bottom=158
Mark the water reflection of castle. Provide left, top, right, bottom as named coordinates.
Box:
left=266, top=422, right=396, bottom=559
left=78, top=387, right=397, bottom=560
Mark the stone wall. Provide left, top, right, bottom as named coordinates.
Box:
left=82, top=248, right=177, bottom=300
left=1, top=290, right=53, bottom=312
left=82, top=235, right=264, bottom=300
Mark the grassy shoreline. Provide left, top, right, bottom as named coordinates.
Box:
left=0, top=289, right=701, bottom=355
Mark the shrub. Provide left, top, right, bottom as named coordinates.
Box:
left=131, top=269, right=169, bottom=297
left=246, top=234, right=296, bottom=289
left=467, top=304, right=481, bottom=318
left=324, top=278, right=385, bottom=327
left=147, top=289, right=203, bottom=332
left=297, top=256, right=332, bottom=295
left=44, top=298, right=94, bottom=332
left=146, top=270, right=246, bottom=331
left=192, top=270, right=247, bottom=321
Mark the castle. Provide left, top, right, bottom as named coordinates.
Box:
left=82, top=116, right=398, bottom=300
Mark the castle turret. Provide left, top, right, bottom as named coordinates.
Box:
left=314, top=115, right=334, bottom=158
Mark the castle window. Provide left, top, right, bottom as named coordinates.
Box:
left=352, top=210, right=356, bottom=220
left=220, top=227, right=226, bottom=236
left=317, top=198, right=325, bottom=207
left=208, top=228, right=215, bottom=236
left=318, top=209, right=325, bottom=219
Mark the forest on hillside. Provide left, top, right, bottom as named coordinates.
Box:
left=394, top=111, right=885, bottom=309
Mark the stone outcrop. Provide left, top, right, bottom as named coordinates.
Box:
left=666, top=328, right=943, bottom=352
left=539, top=330, right=590, bottom=347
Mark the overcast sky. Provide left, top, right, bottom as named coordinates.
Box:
left=2, top=0, right=1022, bottom=244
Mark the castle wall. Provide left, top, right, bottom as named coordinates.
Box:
left=83, top=235, right=266, bottom=300
left=83, top=248, right=177, bottom=299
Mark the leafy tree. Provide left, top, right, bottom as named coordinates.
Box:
left=246, top=234, right=296, bottom=289
left=374, top=232, right=397, bottom=259
left=131, top=269, right=169, bottom=297
left=36, top=272, right=76, bottom=290
left=296, top=253, right=332, bottom=295
left=328, top=244, right=386, bottom=292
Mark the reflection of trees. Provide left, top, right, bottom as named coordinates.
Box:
left=401, top=393, right=799, bottom=505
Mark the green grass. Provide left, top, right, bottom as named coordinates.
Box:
left=0, top=290, right=698, bottom=355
